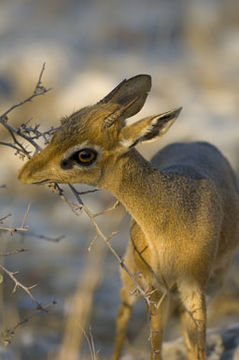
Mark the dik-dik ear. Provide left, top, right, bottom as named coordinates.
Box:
left=119, top=107, right=182, bottom=149
left=99, top=75, right=151, bottom=122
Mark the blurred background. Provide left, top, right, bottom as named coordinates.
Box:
left=0, top=0, right=239, bottom=359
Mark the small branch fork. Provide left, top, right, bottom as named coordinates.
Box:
left=0, top=62, right=52, bottom=158
left=0, top=63, right=50, bottom=120
left=0, top=202, right=30, bottom=234
left=0, top=203, right=51, bottom=309
left=0, top=200, right=59, bottom=341
left=0, top=64, right=160, bottom=354
left=0, top=204, right=47, bottom=320
left=1, top=300, right=57, bottom=346
left=0, top=264, right=38, bottom=304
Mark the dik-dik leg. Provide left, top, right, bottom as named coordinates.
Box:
left=146, top=290, right=169, bottom=360
left=179, top=283, right=206, bottom=360
left=112, top=272, right=138, bottom=360
left=180, top=307, right=195, bottom=359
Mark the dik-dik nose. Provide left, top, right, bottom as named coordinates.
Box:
left=18, top=159, right=39, bottom=184
left=18, top=151, right=50, bottom=184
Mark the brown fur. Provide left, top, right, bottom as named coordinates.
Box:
left=18, top=75, right=239, bottom=360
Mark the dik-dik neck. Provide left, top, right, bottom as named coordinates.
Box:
left=102, top=149, right=167, bottom=236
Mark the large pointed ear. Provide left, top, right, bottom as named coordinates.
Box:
left=119, top=107, right=182, bottom=149
left=99, top=74, right=151, bottom=120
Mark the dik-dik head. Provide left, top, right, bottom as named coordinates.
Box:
left=18, top=75, right=181, bottom=186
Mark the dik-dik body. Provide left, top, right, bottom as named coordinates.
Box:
left=18, top=75, right=239, bottom=360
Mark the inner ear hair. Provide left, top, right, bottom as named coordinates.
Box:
left=120, top=107, right=182, bottom=149
left=142, top=107, right=182, bottom=142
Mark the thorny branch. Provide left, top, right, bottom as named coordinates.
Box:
left=0, top=203, right=41, bottom=306
left=0, top=248, right=27, bottom=257
left=0, top=62, right=52, bottom=157
left=0, top=65, right=60, bottom=341
left=0, top=199, right=57, bottom=340
left=0, top=64, right=158, bottom=354
left=0, top=63, right=50, bottom=120
left=0, top=213, right=11, bottom=223
left=24, top=231, right=65, bottom=243
left=93, top=199, right=120, bottom=217
left=0, top=203, right=30, bottom=234
left=0, top=263, right=38, bottom=304
left=68, top=184, right=151, bottom=305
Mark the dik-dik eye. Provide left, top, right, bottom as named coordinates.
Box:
left=70, top=148, right=97, bottom=166
left=60, top=147, right=98, bottom=170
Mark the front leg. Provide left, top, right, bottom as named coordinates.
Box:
left=146, top=290, right=169, bottom=360
left=112, top=266, right=138, bottom=360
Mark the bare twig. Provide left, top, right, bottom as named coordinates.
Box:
left=0, top=63, right=52, bottom=157
left=44, top=183, right=152, bottom=308
left=0, top=214, right=11, bottom=223
left=0, top=117, right=41, bottom=157
left=0, top=248, right=27, bottom=257
left=0, top=264, right=38, bottom=304
left=0, top=65, right=58, bottom=345
left=0, top=63, right=51, bottom=120
left=73, top=188, right=99, bottom=196
left=69, top=184, right=151, bottom=306
left=9, top=130, right=31, bottom=156
left=93, top=200, right=120, bottom=217
left=0, top=225, right=29, bottom=234
left=88, top=234, right=98, bottom=252
left=88, top=231, right=118, bottom=252
left=20, top=202, right=31, bottom=229
left=19, top=121, right=57, bottom=145
left=81, top=328, right=98, bottom=360
left=51, top=181, right=152, bottom=308
left=68, top=184, right=84, bottom=206
left=0, top=141, right=27, bottom=156
left=49, top=183, right=83, bottom=217
left=26, top=231, right=65, bottom=243
left=1, top=300, right=57, bottom=346
left=0, top=203, right=30, bottom=234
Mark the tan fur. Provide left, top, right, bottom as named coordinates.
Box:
left=18, top=75, right=239, bottom=360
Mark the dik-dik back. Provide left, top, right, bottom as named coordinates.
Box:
left=154, top=141, right=239, bottom=260
left=18, top=74, right=239, bottom=360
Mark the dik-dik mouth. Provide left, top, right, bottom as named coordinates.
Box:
left=32, top=179, right=51, bottom=185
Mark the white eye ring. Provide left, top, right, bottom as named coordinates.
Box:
left=61, top=143, right=101, bottom=170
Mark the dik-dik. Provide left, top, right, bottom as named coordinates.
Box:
left=18, top=75, right=239, bottom=360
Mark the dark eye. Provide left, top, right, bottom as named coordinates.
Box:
left=72, top=148, right=97, bottom=166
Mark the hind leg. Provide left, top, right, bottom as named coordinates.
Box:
left=180, top=307, right=197, bottom=360
left=178, top=282, right=206, bottom=360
